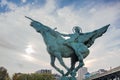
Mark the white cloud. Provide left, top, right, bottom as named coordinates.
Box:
left=84, top=59, right=97, bottom=68
left=0, top=0, right=18, bottom=11
left=0, top=0, right=7, bottom=7
left=21, top=0, right=27, bottom=3
left=89, top=8, right=96, bottom=13
left=0, top=0, right=120, bottom=75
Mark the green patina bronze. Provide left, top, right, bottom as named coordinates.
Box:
left=26, top=16, right=109, bottom=80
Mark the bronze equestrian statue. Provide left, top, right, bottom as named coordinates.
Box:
left=25, top=16, right=109, bottom=80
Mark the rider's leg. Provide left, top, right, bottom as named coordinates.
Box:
left=74, top=44, right=89, bottom=72
left=50, top=55, right=64, bottom=75
left=70, top=43, right=85, bottom=73
left=72, top=44, right=90, bottom=73
left=63, top=42, right=85, bottom=75
left=64, top=43, right=83, bottom=76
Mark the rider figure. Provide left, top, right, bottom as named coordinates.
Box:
left=61, top=26, right=85, bottom=61
left=60, top=26, right=87, bottom=74
left=61, top=26, right=83, bottom=46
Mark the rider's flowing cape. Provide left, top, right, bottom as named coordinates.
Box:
left=86, top=24, right=110, bottom=47
left=78, top=24, right=110, bottom=48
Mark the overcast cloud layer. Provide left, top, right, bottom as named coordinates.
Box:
left=0, top=0, right=120, bottom=75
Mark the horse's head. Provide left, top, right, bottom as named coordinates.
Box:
left=25, top=16, right=43, bottom=33
left=30, top=21, right=42, bottom=33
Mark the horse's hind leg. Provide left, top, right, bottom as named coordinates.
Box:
left=72, top=51, right=84, bottom=73
left=65, top=61, right=76, bottom=76
left=50, top=55, right=64, bottom=75
left=65, top=55, right=77, bottom=76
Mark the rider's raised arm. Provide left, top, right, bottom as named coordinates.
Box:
left=60, top=33, right=72, bottom=37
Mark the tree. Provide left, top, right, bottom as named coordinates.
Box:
left=12, top=73, right=55, bottom=80
left=0, top=67, right=11, bottom=80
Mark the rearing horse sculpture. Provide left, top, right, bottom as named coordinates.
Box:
left=25, top=16, right=109, bottom=77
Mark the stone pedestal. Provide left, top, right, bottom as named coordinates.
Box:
left=60, top=76, right=69, bottom=80
left=69, top=76, right=76, bottom=80
left=60, top=76, right=77, bottom=80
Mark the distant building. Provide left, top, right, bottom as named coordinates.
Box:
left=77, top=67, right=88, bottom=80
left=86, top=66, right=120, bottom=80
left=90, top=69, right=107, bottom=77
left=84, top=72, right=91, bottom=79
left=35, top=69, right=52, bottom=74
left=35, top=69, right=61, bottom=80
left=98, top=69, right=107, bottom=74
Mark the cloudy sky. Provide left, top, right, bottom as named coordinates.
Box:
left=0, top=0, right=120, bottom=76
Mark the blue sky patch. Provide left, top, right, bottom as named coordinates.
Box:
left=0, top=0, right=46, bottom=13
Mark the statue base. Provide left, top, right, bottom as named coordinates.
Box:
left=60, top=76, right=76, bottom=80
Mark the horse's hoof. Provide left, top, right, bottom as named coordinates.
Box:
left=60, top=70, right=64, bottom=75
left=65, top=71, right=70, bottom=76
left=70, top=70, right=76, bottom=77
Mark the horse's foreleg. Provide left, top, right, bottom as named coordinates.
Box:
left=55, top=53, right=69, bottom=71
left=50, top=55, right=64, bottom=75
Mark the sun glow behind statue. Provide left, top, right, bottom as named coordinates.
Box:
left=25, top=45, right=35, bottom=55
left=22, top=45, right=36, bottom=62
left=21, top=44, right=51, bottom=67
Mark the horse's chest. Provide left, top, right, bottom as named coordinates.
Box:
left=47, top=45, right=59, bottom=54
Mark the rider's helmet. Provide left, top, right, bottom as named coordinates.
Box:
left=72, top=26, right=82, bottom=33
